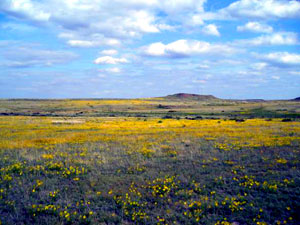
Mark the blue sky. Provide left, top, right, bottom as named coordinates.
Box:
left=0, top=0, right=299, bottom=99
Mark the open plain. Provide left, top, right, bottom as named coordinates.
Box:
left=0, top=95, right=299, bottom=224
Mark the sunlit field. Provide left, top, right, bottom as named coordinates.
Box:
left=0, top=115, right=299, bottom=225
left=1, top=0, right=300, bottom=223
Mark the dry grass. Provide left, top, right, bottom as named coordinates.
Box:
left=52, top=119, right=85, bottom=124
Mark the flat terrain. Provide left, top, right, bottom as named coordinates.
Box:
left=0, top=97, right=299, bottom=224
left=0, top=96, right=299, bottom=119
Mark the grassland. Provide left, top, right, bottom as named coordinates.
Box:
left=0, top=97, right=299, bottom=119
left=0, top=97, right=299, bottom=224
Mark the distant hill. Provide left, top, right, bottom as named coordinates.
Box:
left=291, top=97, right=300, bottom=101
left=164, top=93, right=218, bottom=101
left=241, top=99, right=266, bottom=102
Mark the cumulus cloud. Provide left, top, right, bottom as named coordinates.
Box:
left=237, top=32, right=298, bottom=46
left=202, top=24, right=220, bottom=36
left=106, top=67, right=121, bottom=73
left=142, top=39, right=236, bottom=57
left=67, top=40, right=97, bottom=48
left=237, top=22, right=273, bottom=33
left=157, top=24, right=177, bottom=31
left=100, top=49, right=118, bottom=55
left=142, top=42, right=166, bottom=57
left=221, top=0, right=300, bottom=19
left=0, top=0, right=50, bottom=22
left=94, top=56, right=129, bottom=64
left=189, top=14, right=205, bottom=26
left=67, top=39, right=120, bottom=48
left=113, top=0, right=206, bottom=14
left=251, top=62, right=268, bottom=70
left=1, top=0, right=298, bottom=48
left=0, top=0, right=208, bottom=47
left=257, top=52, right=300, bottom=67
left=1, top=1, right=299, bottom=100
left=64, top=37, right=120, bottom=48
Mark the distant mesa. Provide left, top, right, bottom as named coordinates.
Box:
left=164, top=93, right=218, bottom=100
left=291, top=97, right=300, bottom=101
left=242, top=99, right=266, bottom=102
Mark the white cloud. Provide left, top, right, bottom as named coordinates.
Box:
left=0, top=0, right=208, bottom=47
left=66, top=38, right=120, bottom=48
left=258, top=52, right=300, bottom=66
left=126, top=10, right=159, bottom=33
left=57, top=32, right=76, bottom=39
left=0, top=22, right=36, bottom=32
left=97, top=74, right=107, bottom=78
left=67, top=40, right=97, bottom=48
left=202, top=24, right=220, bottom=36
left=0, top=44, right=78, bottom=68
left=0, top=0, right=50, bottom=21
left=157, top=24, right=177, bottom=31
left=221, top=0, right=300, bottom=19
left=272, top=76, right=280, bottom=80
left=100, top=49, right=118, bottom=55
left=94, top=56, right=128, bottom=64
left=142, top=39, right=236, bottom=57
left=98, top=67, right=121, bottom=73
left=192, top=79, right=206, bottom=84
left=142, top=42, right=166, bottom=56
left=105, top=39, right=121, bottom=46
left=289, top=71, right=300, bottom=76
left=159, top=0, right=206, bottom=14
left=197, top=64, right=210, bottom=69
left=106, top=67, right=121, bottom=73
left=189, top=14, right=205, bottom=26
left=237, top=22, right=273, bottom=33
left=251, top=62, right=268, bottom=70
left=112, top=0, right=206, bottom=13
left=237, top=32, right=298, bottom=46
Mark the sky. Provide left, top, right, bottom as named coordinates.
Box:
left=0, top=0, right=299, bottom=99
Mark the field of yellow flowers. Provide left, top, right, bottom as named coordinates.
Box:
left=0, top=116, right=299, bottom=224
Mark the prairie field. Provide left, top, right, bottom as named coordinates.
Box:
left=1, top=0, right=299, bottom=223
left=0, top=99, right=299, bottom=225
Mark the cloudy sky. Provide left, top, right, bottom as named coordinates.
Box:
left=0, top=0, right=299, bottom=99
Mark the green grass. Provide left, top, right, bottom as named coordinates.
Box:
left=0, top=99, right=299, bottom=119
left=0, top=140, right=299, bottom=224
left=0, top=99, right=299, bottom=224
